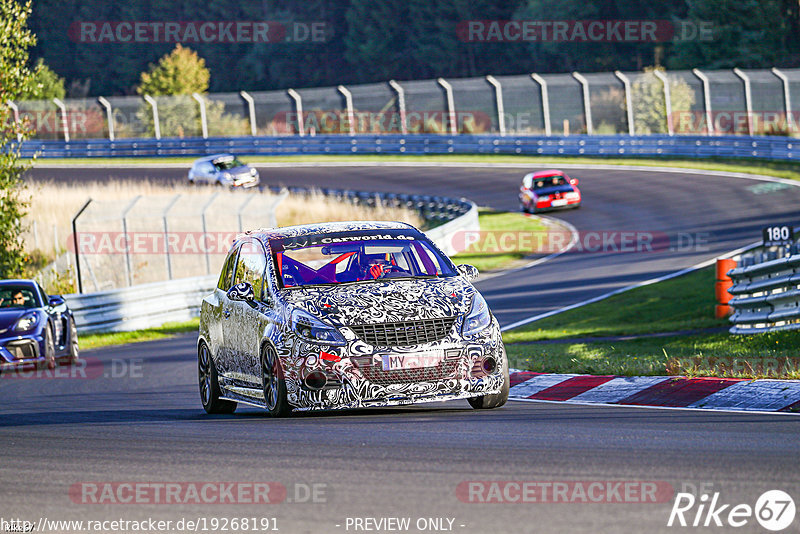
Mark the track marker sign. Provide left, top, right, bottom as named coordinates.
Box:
left=762, top=225, right=794, bottom=247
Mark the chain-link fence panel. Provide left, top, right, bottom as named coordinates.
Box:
left=447, top=77, right=498, bottom=134
left=493, top=74, right=545, bottom=134
left=297, top=86, right=346, bottom=135
left=72, top=190, right=289, bottom=291
left=107, top=96, right=151, bottom=139
left=73, top=200, right=130, bottom=292
left=667, top=70, right=705, bottom=135
left=204, top=92, right=252, bottom=138
left=17, top=100, right=60, bottom=140
left=249, top=90, right=296, bottom=135
left=582, top=72, right=627, bottom=134
left=702, top=70, right=747, bottom=135
left=346, top=82, right=399, bottom=133
left=622, top=70, right=702, bottom=135
left=743, top=69, right=792, bottom=136
left=779, top=69, right=800, bottom=137
left=539, top=74, right=584, bottom=135
left=62, top=98, right=108, bottom=140
left=153, top=95, right=202, bottom=138
left=397, top=79, right=448, bottom=134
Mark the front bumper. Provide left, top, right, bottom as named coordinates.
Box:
left=282, top=319, right=506, bottom=411
left=534, top=198, right=581, bottom=212
left=0, top=335, right=42, bottom=369
left=231, top=175, right=260, bottom=188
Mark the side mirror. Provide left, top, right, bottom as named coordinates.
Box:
left=48, top=295, right=66, bottom=308
left=570, top=178, right=579, bottom=185
left=227, top=282, right=254, bottom=302
left=457, top=264, right=479, bottom=281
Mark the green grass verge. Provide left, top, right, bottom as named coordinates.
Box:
left=33, top=154, right=800, bottom=182
left=80, top=319, right=198, bottom=351
left=452, top=209, right=548, bottom=272
left=503, top=266, right=800, bottom=379
left=503, top=267, right=724, bottom=343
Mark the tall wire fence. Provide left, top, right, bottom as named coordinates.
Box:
left=11, top=68, right=800, bottom=141
left=23, top=190, right=287, bottom=294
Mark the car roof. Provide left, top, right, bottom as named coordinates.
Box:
left=0, top=279, right=36, bottom=286
left=242, top=221, right=421, bottom=244
left=194, top=153, right=237, bottom=163
left=530, top=169, right=566, bottom=178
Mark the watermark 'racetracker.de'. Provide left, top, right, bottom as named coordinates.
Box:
left=69, top=21, right=329, bottom=44
left=457, top=480, right=674, bottom=503
left=457, top=20, right=713, bottom=43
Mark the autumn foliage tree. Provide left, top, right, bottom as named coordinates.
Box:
left=0, top=0, right=38, bottom=277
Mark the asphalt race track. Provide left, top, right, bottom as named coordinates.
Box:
left=3, top=164, right=799, bottom=533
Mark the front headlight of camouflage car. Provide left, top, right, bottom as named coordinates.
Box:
left=462, top=293, right=491, bottom=337
left=291, top=309, right=346, bottom=346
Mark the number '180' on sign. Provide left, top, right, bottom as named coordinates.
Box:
left=762, top=224, right=794, bottom=246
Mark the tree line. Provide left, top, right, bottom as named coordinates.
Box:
left=23, top=0, right=800, bottom=97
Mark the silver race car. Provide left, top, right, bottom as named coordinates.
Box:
left=187, top=153, right=260, bottom=188
left=198, top=221, right=508, bottom=416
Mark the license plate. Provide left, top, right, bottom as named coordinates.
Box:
left=381, top=350, right=444, bottom=371
left=551, top=199, right=568, bottom=207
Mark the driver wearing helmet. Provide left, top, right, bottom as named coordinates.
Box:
left=360, top=253, right=395, bottom=280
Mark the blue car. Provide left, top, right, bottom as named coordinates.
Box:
left=0, top=280, right=79, bottom=373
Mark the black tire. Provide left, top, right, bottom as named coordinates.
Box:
left=519, top=202, right=530, bottom=214
left=65, top=318, right=79, bottom=365
left=468, top=356, right=509, bottom=410
left=41, top=323, right=56, bottom=370
left=261, top=344, right=291, bottom=417
left=198, top=341, right=237, bottom=414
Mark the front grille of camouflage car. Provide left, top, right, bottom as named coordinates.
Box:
left=358, top=359, right=459, bottom=386
left=349, top=317, right=457, bottom=347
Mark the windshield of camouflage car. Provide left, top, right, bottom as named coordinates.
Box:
left=270, top=237, right=456, bottom=288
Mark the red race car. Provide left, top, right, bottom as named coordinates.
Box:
left=519, top=170, right=582, bottom=213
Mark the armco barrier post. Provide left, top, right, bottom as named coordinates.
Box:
left=572, top=72, right=593, bottom=135
left=240, top=91, right=258, bottom=137
left=485, top=75, right=506, bottom=136
left=652, top=70, right=674, bottom=136
left=287, top=89, right=304, bottom=136
left=97, top=96, right=114, bottom=141
left=121, top=196, right=142, bottom=287
left=71, top=199, right=92, bottom=294
left=531, top=73, right=551, bottom=136
left=715, top=257, right=737, bottom=318
left=237, top=194, right=256, bottom=232
left=162, top=194, right=181, bottom=280
left=200, top=193, right=219, bottom=274
left=6, top=101, right=22, bottom=142
left=388, top=80, right=408, bottom=135
left=192, top=93, right=209, bottom=139
left=267, top=189, right=289, bottom=228
left=143, top=95, right=161, bottom=139
left=53, top=98, right=70, bottom=142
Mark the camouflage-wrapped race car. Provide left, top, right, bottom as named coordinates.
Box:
left=198, top=221, right=508, bottom=417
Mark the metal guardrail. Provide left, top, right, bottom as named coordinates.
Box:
left=63, top=188, right=478, bottom=333
left=728, top=253, right=800, bottom=334
left=64, top=274, right=216, bottom=334
left=19, top=133, right=800, bottom=161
